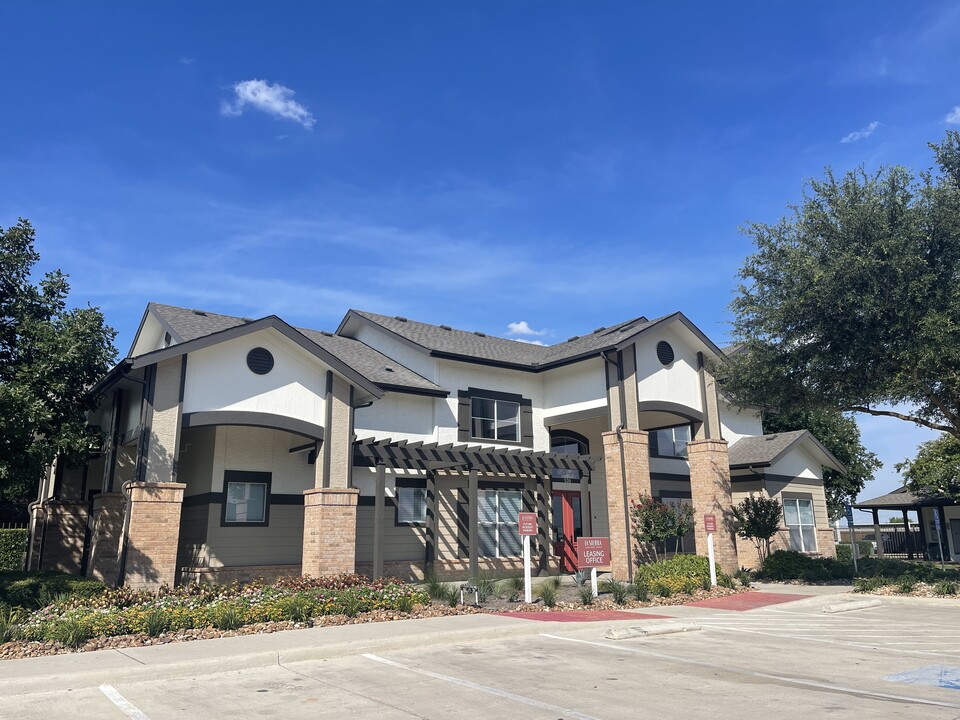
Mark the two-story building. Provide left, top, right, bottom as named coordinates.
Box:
left=27, top=302, right=842, bottom=589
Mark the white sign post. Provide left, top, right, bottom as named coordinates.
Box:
left=704, top=514, right=718, bottom=587
left=591, top=566, right=599, bottom=598
left=517, top=512, right=537, bottom=604
left=522, top=534, right=532, bottom=603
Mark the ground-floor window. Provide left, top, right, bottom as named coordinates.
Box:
left=222, top=470, right=270, bottom=526
left=396, top=486, right=427, bottom=525
left=478, top=489, right=522, bottom=557
left=783, top=497, right=817, bottom=552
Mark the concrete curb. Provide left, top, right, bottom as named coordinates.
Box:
left=821, top=599, right=883, bottom=613
left=605, top=621, right=701, bottom=640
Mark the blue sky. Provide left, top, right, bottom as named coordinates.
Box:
left=3, top=2, right=960, bottom=514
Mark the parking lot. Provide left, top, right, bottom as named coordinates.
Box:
left=3, top=594, right=960, bottom=719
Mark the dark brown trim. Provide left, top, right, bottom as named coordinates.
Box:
left=183, top=411, right=325, bottom=442
left=377, top=383, right=450, bottom=398
left=321, top=371, right=333, bottom=487
left=134, top=364, right=157, bottom=483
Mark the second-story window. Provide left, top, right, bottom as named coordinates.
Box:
left=471, top=396, right=519, bottom=442
left=650, top=424, right=692, bottom=458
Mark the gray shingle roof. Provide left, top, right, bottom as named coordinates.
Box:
left=147, top=303, right=445, bottom=396
left=727, top=430, right=811, bottom=467
left=855, top=486, right=951, bottom=508
left=346, top=310, right=658, bottom=369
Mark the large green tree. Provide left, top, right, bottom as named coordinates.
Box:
left=896, top=434, right=960, bottom=501
left=0, top=219, right=116, bottom=502
left=763, top=408, right=881, bottom=517
left=718, top=131, right=960, bottom=440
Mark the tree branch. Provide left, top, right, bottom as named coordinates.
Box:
left=843, top=406, right=955, bottom=434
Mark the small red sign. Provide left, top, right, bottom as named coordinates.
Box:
left=577, top=537, right=610, bottom=568
left=703, top=514, right=717, bottom=533
left=518, top=512, right=538, bottom=536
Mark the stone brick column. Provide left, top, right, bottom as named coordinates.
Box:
left=123, top=482, right=185, bottom=590
left=687, top=439, right=739, bottom=574
left=87, top=492, right=126, bottom=584
left=602, top=430, right=652, bottom=581
left=302, top=488, right=359, bottom=576
left=40, top=500, right=89, bottom=575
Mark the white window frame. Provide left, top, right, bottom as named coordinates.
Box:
left=470, top=397, right=520, bottom=442
left=783, top=496, right=818, bottom=553
left=478, top=489, right=522, bottom=558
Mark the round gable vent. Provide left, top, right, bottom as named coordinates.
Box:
left=246, top=347, right=274, bottom=375
left=656, top=340, right=675, bottom=366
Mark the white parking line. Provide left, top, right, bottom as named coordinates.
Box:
left=361, top=653, right=599, bottom=720
left=98, top=685, right=151, bottom=720
left=540, top=634, right=960, bottom=710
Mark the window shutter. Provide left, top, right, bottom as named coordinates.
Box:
left=457, top=392, right=471, bottom=442
left=520, top=400, right=534, bottom=448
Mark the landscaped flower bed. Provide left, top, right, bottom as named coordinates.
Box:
left=3, top=574, right=430, bottom=656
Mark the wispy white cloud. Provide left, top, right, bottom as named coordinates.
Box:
left=506, top=320, right=546, bottom=336
left=179, top=56, right=194, bottom=66
left=947, top=106, right=960, bottom=124
left=841, top=121, right=880, bottom=144
left=221, top=79, right=315, bottom=129
left=513, top=338, right=547, bottom=346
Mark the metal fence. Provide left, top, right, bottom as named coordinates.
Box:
left=851, top=523, right=927, bottom=560
left=0, top=522, right=28, bottom=530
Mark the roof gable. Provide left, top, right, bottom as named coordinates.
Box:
left=728, top=430, right=845, bottom=473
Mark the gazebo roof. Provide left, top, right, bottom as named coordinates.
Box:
left=353, top=437, right=600, bottom=475
left=855, top=485, right=953, bottom=510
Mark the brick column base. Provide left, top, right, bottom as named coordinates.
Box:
left=40, top=500, right=89, bottom=575
left=124, top=482, right=185, bottom=590
left=87, top=492, right=126, bottom=585
left=303, top=488, right=359, bottom=577
left=602, top=430, right=652, bottom=581
left=688, top=439, right=739, bottom=575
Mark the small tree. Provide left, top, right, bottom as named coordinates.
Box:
left=630, top=494, right=695, bottom=564
left=732, top=495, right=783, bottom=565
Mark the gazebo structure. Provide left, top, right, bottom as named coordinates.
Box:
left=855, top=485, right=955, bottom=561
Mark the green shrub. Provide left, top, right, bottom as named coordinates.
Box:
left=142, top=608, right=169, bottom=637
left=0, top=571, right=105, bottom=610
left=896, top=574, right=917, bottom=594
left=734, top=568, right=752, bottom=588
left=211, top=603, right=244, bottom=630
left=498, top=576, right=523, bottom=602
left=600, top=578, right=629, bottom=605
left=853, top=576, right=887, bottom=593
left=50, top=617, right=93, bottom=648
left=681, top=578, right=699, bottom=595
left=632, top=580, right=649, bottom=601
left=0, top=530, right=27, bottom=571
left=537, top=584, right=557, bottom=608
left=835, top=542, right=874, bottom=563
left=758, top=550, right=854, bottom=583
left=578, top=586, right=594, bottom=605
left=572, top=570, right=587, bottom=587
left=934, top=580, right=958, bottom=596
left=0, top=604, right=23, bottom=642
left=278, top=594, right=314, bottom=622
left=471, top=573, right=497, bottom=603
left=654, top=580, right=673, bottom=598
left=635, top=555, right=730, bottom=588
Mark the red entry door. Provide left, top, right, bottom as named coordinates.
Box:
left=552, top=491, right=584, bottom=573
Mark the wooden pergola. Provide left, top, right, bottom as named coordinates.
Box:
left=353, top=437, right=602, bottom=578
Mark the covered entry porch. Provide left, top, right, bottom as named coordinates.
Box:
left=352, top=437, right=600, bottom=580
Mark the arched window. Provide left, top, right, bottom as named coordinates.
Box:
left=550, top=430, right=589, bottom=481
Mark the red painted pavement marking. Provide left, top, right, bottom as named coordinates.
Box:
left=497, top=610, right=670, bottom=622
left=684, top=591, right=810, bottom=611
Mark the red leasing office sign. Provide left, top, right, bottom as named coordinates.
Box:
left=703, top=514, right=717, bottom=533
left=518, top=512, right=538, bottom=536
left=577, top=537, right=610, bottom=568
